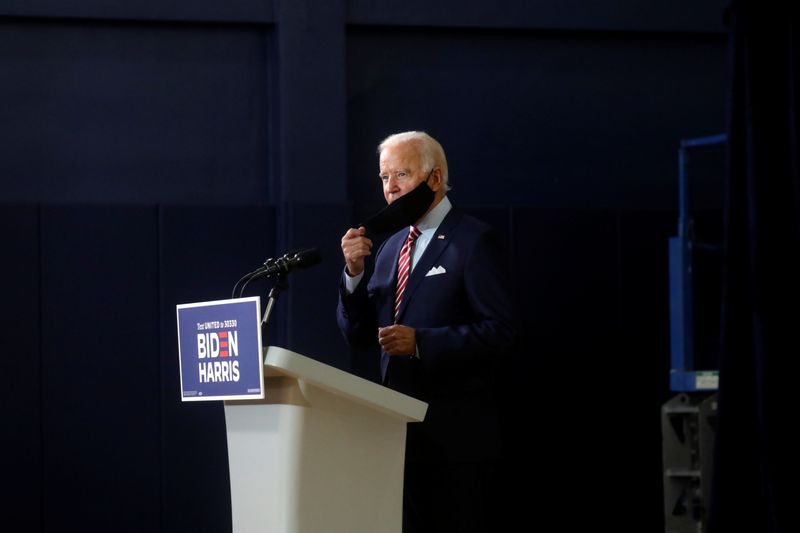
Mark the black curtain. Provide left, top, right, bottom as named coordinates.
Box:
left=711, top=3, right=800, bottom=533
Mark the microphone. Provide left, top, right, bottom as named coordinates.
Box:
left=255, top=247, right=322, bottom=279
left=232, top=248, right=322, bottom=298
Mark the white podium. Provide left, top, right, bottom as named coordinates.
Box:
left=224, top=346, right=428, bottom=533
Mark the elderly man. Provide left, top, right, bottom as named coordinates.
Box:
left=337, top=131, right=514, bottom=532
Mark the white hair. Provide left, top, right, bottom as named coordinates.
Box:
left=378, top=131, right=451, bottom=191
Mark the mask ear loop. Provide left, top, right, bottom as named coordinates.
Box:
left=423, top=167, right=436, bottom=187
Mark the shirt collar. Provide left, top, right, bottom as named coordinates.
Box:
left=416, top=196, right=452, bottom=233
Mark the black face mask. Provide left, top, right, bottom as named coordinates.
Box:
left=359, top=171, right=436, bottom=235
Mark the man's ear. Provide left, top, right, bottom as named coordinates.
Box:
left=429, top=167, right=444, bottom=192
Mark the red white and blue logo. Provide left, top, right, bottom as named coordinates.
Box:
left=176, top=297, right=264, bottom=401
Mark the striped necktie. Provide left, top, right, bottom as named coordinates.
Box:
left=394, top=226, right=421, bottom=321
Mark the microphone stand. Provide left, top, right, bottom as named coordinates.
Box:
left=260, top=274, right=288, bottom=348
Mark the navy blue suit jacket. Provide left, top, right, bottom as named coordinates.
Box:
left=337, top=207, right=514, bottom=464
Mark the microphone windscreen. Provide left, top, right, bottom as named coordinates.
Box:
left=292, top=247, right=322, bottom=269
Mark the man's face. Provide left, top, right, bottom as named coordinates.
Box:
left=379, top=142, right=430, bottom=205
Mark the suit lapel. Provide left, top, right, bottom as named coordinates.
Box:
left=395, top=209, right=464, bottom=322
left=384, top=229, right=407, bottom=282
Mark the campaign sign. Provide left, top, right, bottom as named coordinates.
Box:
left=176, top=297, right=264, bottom=401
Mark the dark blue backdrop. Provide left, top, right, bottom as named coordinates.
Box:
left=0, top=1, right=727, bottom=531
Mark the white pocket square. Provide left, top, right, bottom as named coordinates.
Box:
left=425, top=265, right=447, bottom=277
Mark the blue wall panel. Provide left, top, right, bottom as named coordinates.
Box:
left=1, top=1, right=274, bottom=23
left=347, top=0, right=727, bottom=33
left=0, top=19, right=272, bottom=204
left=1, top=205, right=43, bottom=533
left=347, top=26, right=726, bottom=216
left=39, top=205, right=161, bottom=531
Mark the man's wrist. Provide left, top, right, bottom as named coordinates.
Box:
left=343, top=267, right=365, bottom=294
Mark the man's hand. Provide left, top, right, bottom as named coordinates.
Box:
left=378, top=325, right=416, bottom=356
left=341, top=226, right=372, bottom=276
